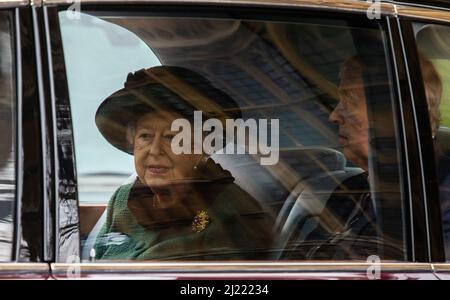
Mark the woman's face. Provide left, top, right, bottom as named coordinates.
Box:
left=133, top=111, right=201, bottom=188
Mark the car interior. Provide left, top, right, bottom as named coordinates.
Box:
left=81, top=148, right=366, bottom=261
left=74, top=13, right=403, bottom=261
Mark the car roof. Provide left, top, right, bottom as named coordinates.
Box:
left=1, top=0, right=448, bottom=11
left=393, top=0, right=450, bottom=8
left=2, top=0, right=450, bottom=24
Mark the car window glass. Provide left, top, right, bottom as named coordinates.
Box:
left=59, top=10, right=406, bottom=262
left=414, top=22, right=450, bottom=261
left=0, top=11, right=16, bottom=262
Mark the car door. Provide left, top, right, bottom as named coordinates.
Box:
left=41, top=0, right=438, bottom=279
left=396, top=3, right=450, bottom=279
left=0, top=0, right=51, bottom=279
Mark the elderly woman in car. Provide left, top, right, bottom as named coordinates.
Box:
left=92, top=66, right=273, bottom=260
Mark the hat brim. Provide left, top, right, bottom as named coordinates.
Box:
left=95, top=80, right=242, bottom=155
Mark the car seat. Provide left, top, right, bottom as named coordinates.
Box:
left=272, top=165, right=364, bottom=259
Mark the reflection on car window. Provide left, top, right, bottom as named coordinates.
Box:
left=59, top=11, right=405, bottom=262
left=0, top=12, right=16, bottom=262
left=59, top=13, right=161, bottom=204
left=414, top=22, right=450, bottom=261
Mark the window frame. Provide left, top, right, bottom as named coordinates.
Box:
left=44, top=0, right=430, bottom=276
left=0, top=3, right=47, bottom=265
left=0, top=0, right=51, bottom=279
left=15, top=4, right=47, bottom=263
left=398, top=15, right=450, bottom=263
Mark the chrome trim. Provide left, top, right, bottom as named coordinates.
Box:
left=31, top=0, right=43, bottom=7
left=14, top=6, right=23, bottom=262
left=43, top=0, right=395, bottom=15
left=392, top=0, right=450, bottom=13
left=0, top=0, right=28, bottom=8
left=0, top=263, right=50, bottom=272
left=432, top=263, right=450, bottom=271
left=395, top=14, right=432, bottom=261
left=386, top=17, right=414, bottom=262
left=397, top=5, right=450, bottom=24
left=43, top=5, right=58, bottom=262
left=51, top=262, right=433, bottom=274
left=32, top=6, right=52, bottom=261
left=0, top=263, right=50, bottom=279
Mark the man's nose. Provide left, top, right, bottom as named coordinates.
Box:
left=329, top=106, right=342, bottom=125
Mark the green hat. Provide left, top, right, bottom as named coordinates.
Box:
left=95, top=66, right=241, bottom=154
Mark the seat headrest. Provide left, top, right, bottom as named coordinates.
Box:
left=279, top=147, right=346, bottom=179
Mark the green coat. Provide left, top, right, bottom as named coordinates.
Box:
left=93, top=178, right=274, bottom=261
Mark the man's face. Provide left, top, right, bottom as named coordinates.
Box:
left=329, top=66, right=369, bottom=170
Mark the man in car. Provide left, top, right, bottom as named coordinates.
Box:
left=284, top=54, right=444, bottom=260
left=286, top=56, right=445, bottom=260
left=300, top=55, right=381, bottom=260
left=279, top=55, right=385, bottom=260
